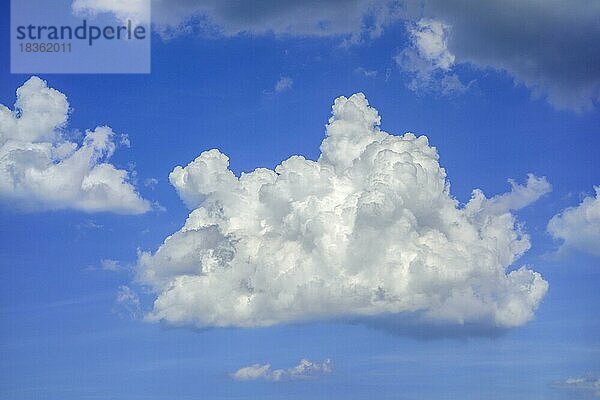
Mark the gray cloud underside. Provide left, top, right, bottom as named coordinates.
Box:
left=74, top=0, right=600, bottom=110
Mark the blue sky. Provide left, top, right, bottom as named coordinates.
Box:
left=1, top=1, right=599, bottom=399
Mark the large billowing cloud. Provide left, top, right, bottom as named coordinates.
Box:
left=548, top=187, right=600, bottom=257
left=0, top=77, right=150, bottom=214
left=137, top=93, right=548, bottom=332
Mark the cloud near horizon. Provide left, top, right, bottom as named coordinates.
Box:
left=0, top=77, right=151, bottom=214
left=553, top=375, right=600, bottom=398
left=136, top=93, right=549, bottom=333
left=230, top=359, right=333, bottom=382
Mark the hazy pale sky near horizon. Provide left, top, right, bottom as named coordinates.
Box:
left=1, top=1, right=599, bottom=399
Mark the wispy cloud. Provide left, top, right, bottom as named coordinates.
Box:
left=144, top=177, right=159, bottom=189
left=100, top=259, right=123, bottom=272
left=355, top=67, right=378, bottom=78
left=0, top=292, right=113, bottom=315
left=76, top=219, right=104, bottom=230
left=553, top=375, right=600, bottom=398
left=274, top=77, right=294, bottom=93
left=113, top=286, right=142, bottom=320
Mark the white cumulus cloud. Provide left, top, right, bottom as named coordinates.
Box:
left=0, top=77, right=150, bottom=214
left=231, top=359, right=333, bottom=382
left=136, top=93, right=548, bottom=332
left=548, top=187, right=600, bottom=257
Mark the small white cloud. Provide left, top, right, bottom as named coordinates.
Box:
left=397, top=19, right=468, bottom=95
left=554, top=375, right=600, bottom=398
left=230, top=363, right=272, bottom=381
left=120, top=134, right=131, bottom=147
left=284, top=358, right=333, bottom=381
left=275, top=77, right=294, bottom=93
left=137, top=93, right=548, bottom=332
left=355, top=67, right=378, bottom=78
left=548, top=187, right=600, bottom=257
left=410, top=19, right=455, bottom=70
left=0, top=77, right=151, bottom=214
left=77, top=219, right=103, bottom=230
left=230, top=359, right=333, bottom=382
left=475, top=174, right=552, bottom=216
